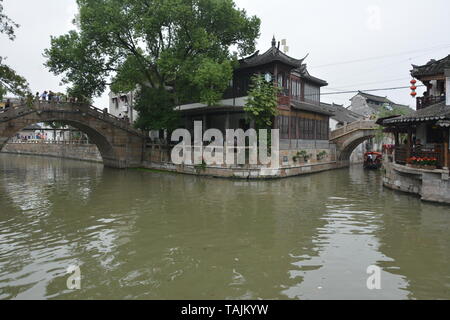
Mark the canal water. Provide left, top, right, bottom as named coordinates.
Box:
left=0, top=153, right=449, bottom=300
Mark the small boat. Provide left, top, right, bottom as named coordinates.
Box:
left=364, top=152, right=383, bottom=170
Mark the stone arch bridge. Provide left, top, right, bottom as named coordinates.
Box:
left=330, top=120, right=378, bottom=163
left=0, top=102, right=146, bottom=168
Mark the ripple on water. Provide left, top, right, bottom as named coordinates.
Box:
left=1, top=155, right=450, bottom=299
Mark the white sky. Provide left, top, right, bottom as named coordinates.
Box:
left=1, top=0, right=450, bottom=109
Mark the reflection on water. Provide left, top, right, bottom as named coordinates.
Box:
left=0, top=154, right=449, bottom=300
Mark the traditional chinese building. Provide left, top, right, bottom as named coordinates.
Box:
left=349, top=91, right=412, bottom=119
left=380, top=55, right=450, bottom=204
left=177, top=37, right=335, bottom=166
left=108, top=91, right=137, bottom=123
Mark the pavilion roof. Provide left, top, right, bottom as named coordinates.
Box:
left=411, top=54, right=450, bottom=78
left=382, top=101, right=450, bottom=125
left=239, top=46, right=307, bottom=70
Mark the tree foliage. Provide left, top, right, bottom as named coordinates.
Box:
left=44, top=0, right=261, bottom=129
left=374, top=103, right=410, bottom=143
left=133, top=87, right=180, bottom=132
left=0, top=57, right=30, bottom=99
left=244, top=75, right=279, bottom=129
left=0, top=0, right=29, bottom=100
left=0, top=0, right=18, bottom=41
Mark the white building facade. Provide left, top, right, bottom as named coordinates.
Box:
left=108, top=91, right=138, bottom=123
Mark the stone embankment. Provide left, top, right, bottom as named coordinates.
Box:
left=1, top=142, right=102, bottom=163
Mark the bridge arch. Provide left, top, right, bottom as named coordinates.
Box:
left=0, top=103, right=145, bottom=168
left=1, top=118, right=116, bottom=164
left=330, top=120, right=378, bottom=163
left=336, top=132, right=375, bottom=161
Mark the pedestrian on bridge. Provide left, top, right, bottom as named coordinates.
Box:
left=4, top=99, right=11, bottom=110
left=41, top=91, right=48, bottom=102
left=48, top=91, right=54, bottom=102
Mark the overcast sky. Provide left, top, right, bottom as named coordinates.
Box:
left=1, top=0, right=450, bottom=109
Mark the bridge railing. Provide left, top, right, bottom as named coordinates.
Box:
left=1, top=101, right=144, bottom=136
left=8, top=139, right=92, bottom=145
left=330, top=120, right=377, bottom=140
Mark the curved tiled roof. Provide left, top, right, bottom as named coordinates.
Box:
left=238, top=40, right=328, bottom=87
left=411, top=54, right=450, bottom=78
left=382, top=102, right=450, bottom=125
left=292, top=101, right=334, bottom=116
left=437, top=120, right=450, bottom=127
left=321, top=103, right=363, bottom=124
left=294, top=64, right=328, bottom=86
left=239, top=46, right=307, bottom=70
left=356, top=91, right=390, bottom=104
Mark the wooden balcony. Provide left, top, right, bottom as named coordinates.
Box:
left=277, top=92, right=290, bottom=106
left=416, top=96, right=445, bottom=110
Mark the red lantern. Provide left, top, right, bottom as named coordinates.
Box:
left=410, top=79, right=417, bottom=98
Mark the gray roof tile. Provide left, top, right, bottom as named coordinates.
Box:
left=383, top=101, right=450, bottom=124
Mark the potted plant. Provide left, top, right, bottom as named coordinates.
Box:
left=317, top=151, right=328, bottom=161
left=293, top=150, right=310, bottom=163
left=422, top=157, right=438, bottom=170
left=406, top=157, right=420, bottom=168
left=407, top=157, right=438, bottom=170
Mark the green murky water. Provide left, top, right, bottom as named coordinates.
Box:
left=0, top=154, right=449, bottom=300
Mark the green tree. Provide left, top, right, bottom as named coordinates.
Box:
left=374, top=103, right=410, bottom=144
left=0, top=0, right=29, bottom=100
left=244, top=75, right=279, bottom=129
left=44, top=0, right=260, bottom=130
left=133, top=86, right=180, bottom=133
left=0, top=0, right=18, bottom=41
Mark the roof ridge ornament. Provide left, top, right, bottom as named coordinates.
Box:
left=271, top=36, right=276, bottom=48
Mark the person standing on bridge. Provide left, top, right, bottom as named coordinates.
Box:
left=41, top=91, right=48, bottom=102
left=35, top=92, right=40, bottom=102
left=5, top=99, right=11, bottom=110
left=48, top=91, right=54, bottom=102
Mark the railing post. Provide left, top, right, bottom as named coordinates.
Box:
left=406, top=128, right=413, bottom=160
left=443, top=131, right=449, bottom=169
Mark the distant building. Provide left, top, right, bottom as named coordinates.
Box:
left=0, top=97, right=22, bottom=109
left=8, top=123, right=89, bottom=143
left=108, top=91, right=137, bottom=123
left=321, top=102, right=363, bottom=131
left=348, top=91, right=412, bottom=118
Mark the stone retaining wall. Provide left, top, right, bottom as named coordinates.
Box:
left=142, top=143, right=344, bottom=179
left=383, top=161, right=450, bottom=205
left=1, top=143, right=102, bottom=163
left=142, top=160, right=346, bottom=180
